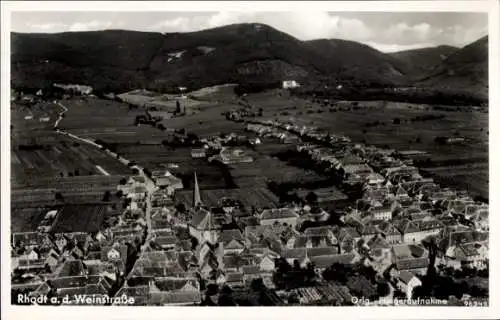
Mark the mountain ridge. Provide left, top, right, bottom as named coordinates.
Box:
left=10, top=23, right=488, bottom=100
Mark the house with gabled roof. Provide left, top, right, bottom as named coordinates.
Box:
left=259, top=208, right=300, bottom=228
left=114, top=285, right=149, bottom=305
left=219, top=229, right=245, bottom=255
left=155, top=173, right=183, bottom=195
left=222, top=238, right=245, bottom=255
left=366, top=234, right=392, bottom=266
left=396, top=271, right=422, bottom=299
left=309, top=253, right=357, bottom=273
left=196, top=242, right=223, bottom=279
left=397, top=219, right=444, bottom=244
left=453, top=243, right=488, bottom=269
left=148, top=278, right=202, bottom=306
left=359, top=224, right=379, bottom=242
left=306, top=246, right=339, bottom=258
left=225, top=272, right=245, bottom=288
left=118, top=175, right=146, bottom=196
left=394, top=185, right=409, bottom=198
left=303, top=226, right=338, bottom=247
left=222, top=253, right=257, bottom=273
left=242, top=265, right=261, bottom=285
left=12, top=232, right=50, bottom=250
left=376, top=221, right=402, bottom=244
left=335, top=227, right=360, bottom=254
left=391, top=244, right=429, bottom=275
left=283, top=248, right=310, bottom=268
left=365, top=172, right=385, bottom=186
left=31, top=275, right=112, bottom=301
left=150, top=235, right=179, bottom=251
left=244, top=225, right=288, bottom=254
left=370, top=205, right=393, bottom=221
left=259, top=254, right=276, bottom=274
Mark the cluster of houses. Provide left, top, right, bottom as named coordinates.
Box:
left=11, top=174, right=154, bottom=305
left=53, top=84, right=93, bottom=96
left=245, top=123, right=300, bottom=144
left=11, top=106, right=489, bottom=306
left=230, top=116, right=489, bottom=303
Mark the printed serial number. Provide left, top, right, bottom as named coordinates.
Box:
left=463, top=299, right=488, bottom=307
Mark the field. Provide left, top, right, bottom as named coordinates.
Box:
left=11, top=134, right=132, bottom=183
left=50, top=204, right=113, bottom=233
left=229, top=156, right=324, bottom=189
left=11, top=207, right=48, bottom=233
left=61, top=97, right=244, bottom=141
left=11, top=101, right=62, bottom=134
left=11, top=174, right=125, bottom=233
left=174, top=187, right=279, bottom=209
left=12, top=175, right=126, bottom=200
left=11, top=100, right=133, bottom=183
left=246, top=91, right=489, bottom=198
left=58, top=98, right=162, bottom=142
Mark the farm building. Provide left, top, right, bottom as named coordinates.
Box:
left=127, top=186, right=148, bottom=200
left=260, top=208, right=300, bottom=228
left=219, top=148, right=253, bottom=164
left=282, top=80, right=300, bottom=89
left=54, top=83, right=93, bottom=95
left=191, top=148, right=206, bottom=159
left=148, top=111, right=173, bottom=120
left=155, top=172, right=183, bottom=194
left=118, top=176, right=146, bottom=195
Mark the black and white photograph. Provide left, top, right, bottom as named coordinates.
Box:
left=1, top=1, right=499, bottom=319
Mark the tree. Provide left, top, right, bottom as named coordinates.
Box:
left=218, top=285, right=236, bottom=306
left=120, top=178, right=127, bottom=185
left=116, top=190, right=124, bottom=198
left=258, top=108, right=264, bottom=117
left=176, top=100, right=181, bottom=114
left=393, top=118, right=401, bottom=124
left=250, top=278, right=266, bottom=292
left=55, top=192, right=64, bottom=202
left=305, top=191, right=318, bottom=204
left=376, top=280, right=391, bottom=297
left=206, top=283, right=219, bottom=296
left=288, top=292, right=300, bottom=305
left=175, top=203, right=187, bottom=214
left=102, top=191, right=112, bottom=202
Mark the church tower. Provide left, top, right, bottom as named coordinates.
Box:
left=193, top=172, right=202, bottom=207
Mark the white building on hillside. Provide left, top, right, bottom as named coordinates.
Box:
left=282, top=80, right=300, bottom=89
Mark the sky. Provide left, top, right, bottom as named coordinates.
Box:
left=11, top=11, right=488, bottom=52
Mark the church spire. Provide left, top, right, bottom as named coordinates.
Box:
left=193, top=171, right=201, bottom=207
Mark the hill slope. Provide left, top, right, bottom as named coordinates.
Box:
left=418, top=36, right=488, bottom=99
left=11, top=24, right=412, bottom=92
left=390, top=45, right=458, bottom=77
left=10, top=24, right=487, bottom=100
left=305, top=39, right=410, bottom=86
